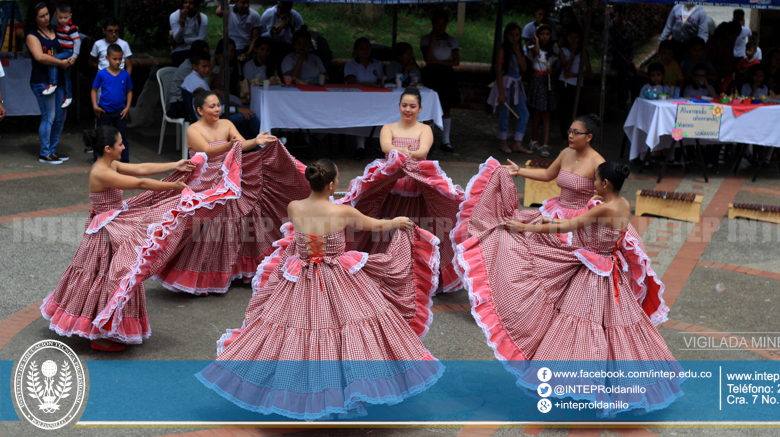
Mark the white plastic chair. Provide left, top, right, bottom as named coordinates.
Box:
left=157, top=66, right=190, bottom=159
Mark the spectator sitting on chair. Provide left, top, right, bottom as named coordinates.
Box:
left=167, top=39, right=209, bottom=120
left=386, top=42, right=421, bottom=87
left=241, top=37, right=281, bottom=107
left=260, top=1, right=302, bottom=45
left=182, top=50, right=259, bottom=140
left=168, top=0, right=208, bottom=67
left=764, top=48, right=780, bottom=97
left=741, top=64, right=768, bottom=98
left=640, top=63, right=671, bottom=96
left=211, top=38, right=241, bottom=98
left=644, top=40, right=683, bottom=88
left=91, top=44, right=133, bottom=163
left=683, top=64, right=718, bottom=98
left=282, top=26, right=326, bottom=84
left=344, top=37, right=383, bottom=88
left=215, top=0, right=262, bottom=62
left=243, top=37, right=278, bottom=81
left=680, top=37, right=716, bottom=81
left=89, top=17, right=132, bottom=75
left=344, top=37, right=384, bottom=161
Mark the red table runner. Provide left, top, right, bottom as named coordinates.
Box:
left=295, top=84, right=391, bottom=92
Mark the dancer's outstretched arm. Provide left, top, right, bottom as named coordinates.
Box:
left=342, top=205, right=414, bottom=232
left=504, top=201, right=626, bottom=234
left=503, top=151, right=563, bottom=181
left=188, top=121, right=276, bottom=158
left=94, top=166, right=189, bottom=193
left=115, top=159, right=194, bottom=177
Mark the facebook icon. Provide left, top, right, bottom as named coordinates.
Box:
left=537, top=367, right=552, bottom=382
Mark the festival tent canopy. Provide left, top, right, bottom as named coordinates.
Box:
left=608, top=0, right=780, bottom=9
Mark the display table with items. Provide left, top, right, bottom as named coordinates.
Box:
left=624, top=96, right=780, bottom=182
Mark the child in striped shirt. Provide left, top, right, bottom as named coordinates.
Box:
left=50, top=2, right=80, bottom=108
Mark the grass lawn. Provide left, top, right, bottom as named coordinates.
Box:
left=203, top=5, right=533, bottom=64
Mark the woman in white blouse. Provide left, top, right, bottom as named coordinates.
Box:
left=281, top=26, right=326, bottom=83
left=420, top=9, right=460, bottom=153
left=344, top=37, right=384, bottom=160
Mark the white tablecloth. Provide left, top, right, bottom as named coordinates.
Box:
left=250, top=85, right=443, bottom=134
left=625, top=98, right=780, bottom=160
left=0, top=57, right=41, bottom=116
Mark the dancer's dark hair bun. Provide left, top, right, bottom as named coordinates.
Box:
left=617, top=163, right=630, bottom=179
left=305, top=159, right=338, bottom=192
left=597, top=161, right=630, bottom=192
left=193, top=88, right=217, bottom=113
left=400, top=86, right=422, bottom=106
left=83, top=126, right=120, bottom=157
left=574, top=113, right=602, bottom=142
left=586, top=113, right=602, bottom=128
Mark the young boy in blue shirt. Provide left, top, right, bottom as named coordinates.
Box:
left=91, top=44, right=133, bottom=162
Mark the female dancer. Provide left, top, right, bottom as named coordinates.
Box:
left=337, top=87, right=464, bottom=293
left=198, top=159, right=443, bottom=420
left=152, top=88, right=311, bottom=295
left=453, top=161, right=683, bottom=415
left=497, top=114, right=667, bottom=324
left=42, top=126, right=194, bottom=351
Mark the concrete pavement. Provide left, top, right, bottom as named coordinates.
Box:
left=1, top=108, right=780, bottom=436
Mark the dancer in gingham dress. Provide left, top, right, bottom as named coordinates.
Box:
left=198, top=159, right=443, bottom=420
left=153, top=88, right=311, bottom=295
left=452, top=161, right=683, bottom=415
left=337, top=87, right=464, bottom=293
left=490, top=114, right=667, bottom=325
left=42, top=126, right=195, bottom=351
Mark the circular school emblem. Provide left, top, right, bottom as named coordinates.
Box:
left=13, top=340, right=87, bottom=430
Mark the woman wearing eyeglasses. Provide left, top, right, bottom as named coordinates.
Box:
left=451, top=158, right=683, bottom=416
left=452, top=113, right=668, bottom=327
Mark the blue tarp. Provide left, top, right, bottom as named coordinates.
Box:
left=610, top=0, right=780, bottom=10
left=287, top=0, right=490, bottom=3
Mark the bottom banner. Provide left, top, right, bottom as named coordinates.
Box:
left=4, top=360, right=780, bottom=423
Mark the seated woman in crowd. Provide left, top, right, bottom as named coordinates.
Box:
left=344, top=37, right=383, bottom=87
left=241, top=36, right=281, bottom=105
left=242, top=36, right=278, bottom=82
left=282, top=26, right=327, bottom=83
left=386, top=42, right=421, bottom=87
left=211, top=38, right=241, bottom=103
left=344, top=37, right=384, bottom=159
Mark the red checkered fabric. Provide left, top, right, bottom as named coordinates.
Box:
left=537, top=171, right=668, bottom=325
left=153, top=140, right=311, bottom=295
left=215, top=225, right=440, bottom=362
left=340, top=138, right=464, bottom=293
left=453, top=162, right=677, bottom=364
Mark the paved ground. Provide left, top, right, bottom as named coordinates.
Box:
left=1, top=107, right=780, bottom=437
